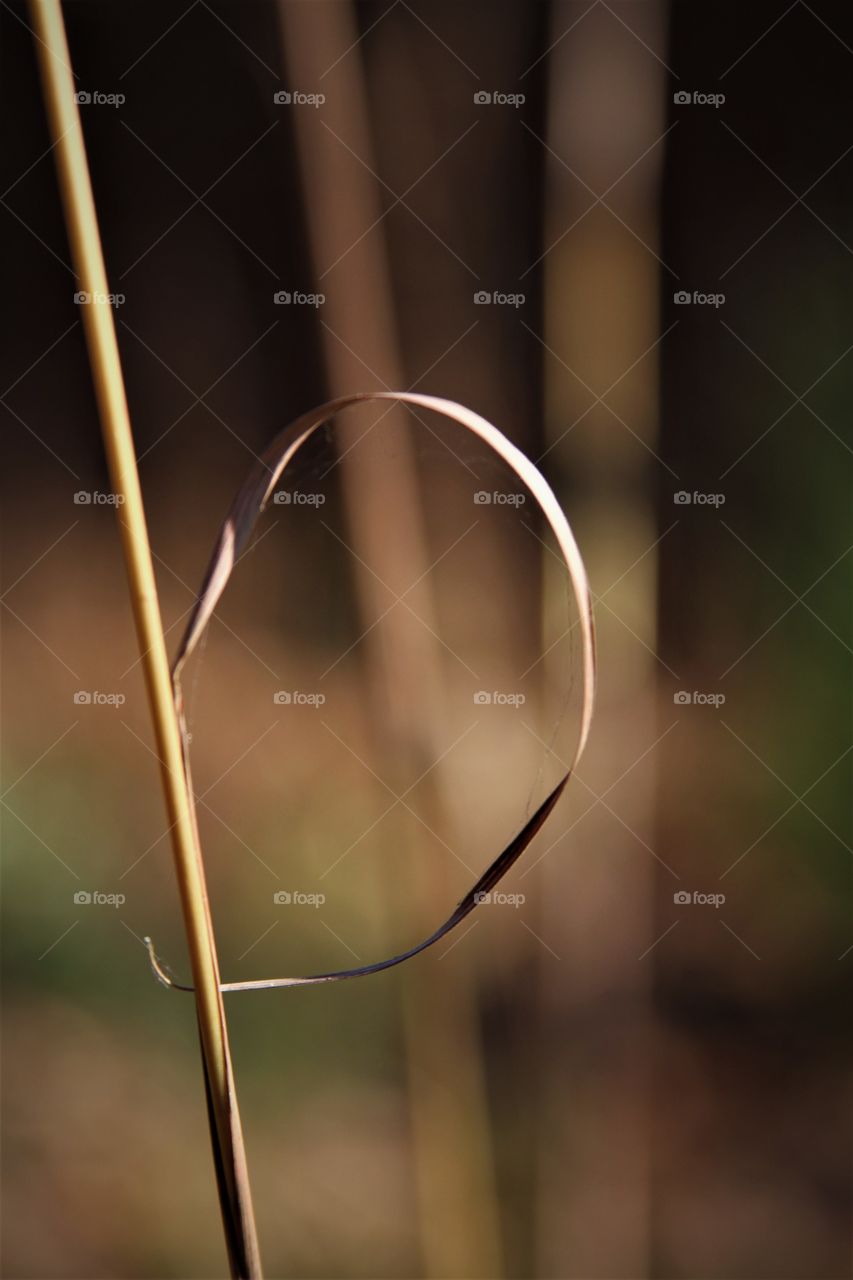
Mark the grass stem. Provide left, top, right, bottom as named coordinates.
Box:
left=28, top=3, right=262, bottom=1274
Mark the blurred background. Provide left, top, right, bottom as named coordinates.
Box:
left=1, top=2, right=851, bottom=1277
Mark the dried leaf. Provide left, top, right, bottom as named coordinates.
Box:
left=150, top=392, right=596, bottom=993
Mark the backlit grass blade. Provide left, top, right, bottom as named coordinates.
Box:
left=150, top=392, right=596, bottom=993
left=28, top=3, right=261, bottom=1274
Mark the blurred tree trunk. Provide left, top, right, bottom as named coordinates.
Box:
left=532, top=3, right=667, bottom=1276
left=275, top=3, right=552, bottom=1274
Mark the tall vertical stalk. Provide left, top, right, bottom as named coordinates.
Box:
left=28, top=3, right=261, bottom=1275
left=276, top=6, right=505, bottom=1272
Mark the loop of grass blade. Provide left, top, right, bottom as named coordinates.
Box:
left=146, top=773, right=570, bottom=993
left=153, top=393, right=596, bottom=995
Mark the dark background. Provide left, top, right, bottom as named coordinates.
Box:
left=2, top=3, right=851, bottom=1278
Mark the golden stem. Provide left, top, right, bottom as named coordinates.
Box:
left=28, top=3, right=261, bottom=1274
